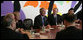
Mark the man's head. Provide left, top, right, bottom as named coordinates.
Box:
left=40, top=8, right=46, bottom=16
left=13, top=11, right=20, bottom=22
left=53, top=8, right=58, bottom=15
left=63, top=14, right=76, bottom=27
left=3, top=14, right=16, bottom=30
left=6, top=13, right=15, bottom=20
left=68, top=8, right=74, bottom=14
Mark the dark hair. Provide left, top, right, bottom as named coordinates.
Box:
left=63, top=14, right=76, bottom=23
left=13, top=1, right=20, bottom=12
left=40, top=8, right=45, bottom=13
left=68, top=8, right=74, bottom=11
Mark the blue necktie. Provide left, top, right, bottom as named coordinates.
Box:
left=42, top=17, right=45, bottom=25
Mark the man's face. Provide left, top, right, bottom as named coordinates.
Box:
left=53, top=8, right=58, bottom=15
left=11, top=14, right=15, bottom=20
left=11, top=20, right=16, bottom=30
left=14, top=12, right=20, bottom=21
left=41, top=8, right=46, bottom=16
left=68, top=10, right=74, bottom=14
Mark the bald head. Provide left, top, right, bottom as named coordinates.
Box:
left=5, top=13, right=15, bottom=20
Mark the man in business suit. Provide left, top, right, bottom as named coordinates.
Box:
left=56, top=14, right=82, bottom=39
left=34, top=8, right=49, bottom=29
left=48, top=8, right=63, bottom=26
left=0, top=14, right=29, bottom=39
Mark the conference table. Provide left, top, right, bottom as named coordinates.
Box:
left=22, top=23, right=82, bottom=39
left=24, top=25, right=65, bottom=39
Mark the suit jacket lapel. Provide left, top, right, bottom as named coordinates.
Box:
left=52, top=14, right=55, bottom=21
left=39, top=15, right=43, bottom=26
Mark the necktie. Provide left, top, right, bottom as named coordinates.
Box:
left=42, top=17, right=45, bottom=25
left=54, top=15, right=57, bottom=25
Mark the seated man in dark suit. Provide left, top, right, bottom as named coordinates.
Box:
left=34, top=8, right=50, bottom=29
left=48, top=8, right=63, bottom=26
left=0, top=14, right=29, bottom=39
left=56, top=14, right=82, bottom=39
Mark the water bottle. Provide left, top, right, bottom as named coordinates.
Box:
left=42, top=25, right=45, bottom=32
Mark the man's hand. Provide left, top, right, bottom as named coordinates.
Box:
left=19, top=28, right=32, bottom=38
left=46, top=25, right=51, bottom=29
left=15, top=28, right=21, bottom=32
left=19, top=28, right=27, bottom=34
